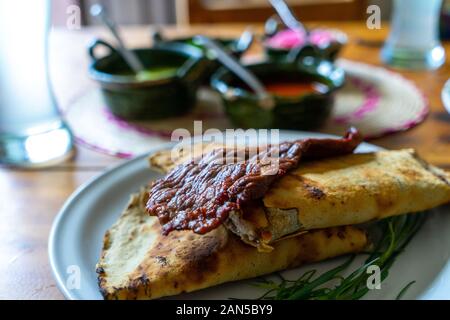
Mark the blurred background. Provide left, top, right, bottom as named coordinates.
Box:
left=52, top=0, right=393, bottom=26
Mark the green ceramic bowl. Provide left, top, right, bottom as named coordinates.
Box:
left=151, top=31, right=253, bottom=83
left=210, top=54, right=345, bottom=130
left=152, top=31, right=252, bottom=56
left=264, top=17, right=347, bottom=62
left=88, top=39, right=211, bottom=120
left=265, top=38, right=345, bottom=63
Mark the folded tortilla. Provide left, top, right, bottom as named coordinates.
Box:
left=149, top=148, right=450, bottom=252
left=97, top=191, right=367, bottom=300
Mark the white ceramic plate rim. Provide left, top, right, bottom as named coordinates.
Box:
left=48, top=144, right=173, bottom=300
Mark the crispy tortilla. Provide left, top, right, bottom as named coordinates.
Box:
left=259, top=149, right=450, bottom=238
left=149, top=148, right=450, bottom=252
left=97, top=191, right=367, bottom=300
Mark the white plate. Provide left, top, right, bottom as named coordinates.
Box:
left=49, top=131, right=450, bottom=300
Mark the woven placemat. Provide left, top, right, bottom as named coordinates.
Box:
left=64, top=59, right=428, bottom=158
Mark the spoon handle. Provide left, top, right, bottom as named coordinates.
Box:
left=196, top=36, right=275, bottom=110
left=269, top=0, right=308, bottom=34
left=235, top=27, right=254, bottom=53
left=103, top=17, right=145, bottom=72
left=90, top=4, right=144, bottom=73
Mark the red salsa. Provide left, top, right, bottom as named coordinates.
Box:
left=264, top=81, right=328, bottom=98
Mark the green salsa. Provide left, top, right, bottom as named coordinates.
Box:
left=135, top=66, right=178, bottom=81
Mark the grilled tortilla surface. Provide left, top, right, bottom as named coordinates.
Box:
left=97, top=191, right=367, bottom=300
left=257, top=149, right=450, bottom=243
left=150, top=148, right=450, bottom=251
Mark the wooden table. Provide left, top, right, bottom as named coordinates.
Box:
left=1, top=22, right=449, bottom=300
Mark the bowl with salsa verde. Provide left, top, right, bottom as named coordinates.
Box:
left=210, top=56, right=345, bottom=130
left=264, top=18, right=347, bottom=62
left=88, top=39, right=210, bottom=120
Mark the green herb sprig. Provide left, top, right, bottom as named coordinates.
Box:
left=253, top=213, right=426, bottom=300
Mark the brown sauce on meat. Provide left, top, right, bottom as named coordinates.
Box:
left=146, top=128, right=362, bottom=235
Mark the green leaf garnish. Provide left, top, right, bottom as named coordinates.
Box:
left=252, top=213, right=425, bottom=300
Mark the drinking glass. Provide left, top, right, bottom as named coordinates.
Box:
left=0, top=0, right=74, bottom=167
left=381, top=0, right=445, bottom=70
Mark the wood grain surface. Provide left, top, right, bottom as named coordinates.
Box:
left=0, top=22, right=449, bottom=299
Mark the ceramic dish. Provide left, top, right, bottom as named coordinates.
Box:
left=88, top=38, right=210, bottom=120
left=264, top=17, right=347, bottom=62
left=49, top=131, right=450, bottom=300
left=151, top=31, right=253, bottom=84
left=211, top=53, right=345, bottom=130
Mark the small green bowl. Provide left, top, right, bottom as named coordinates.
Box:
left=210, top=55, right=345, bottom=130
left=152, top=31, right=253, bottom=83
left=265, top=38, right=345, bottom=63
left=263, top=17, right=347, bottom=62
left=88, top=39, right=211, bottom=120
left=152, top=31, right=252, bottom=57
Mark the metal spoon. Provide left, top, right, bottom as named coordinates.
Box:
left=235, top=27, right=254, bottom=53
left=195, top=35, right=275, bottom=110
left=268, top=0, right=309, bottom=35
left=90, top=4, right=145, bottom=75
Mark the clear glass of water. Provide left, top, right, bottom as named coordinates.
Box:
left=381, top=0, right=445, bottom=70
left=0, top=0, right=74, bottom=167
